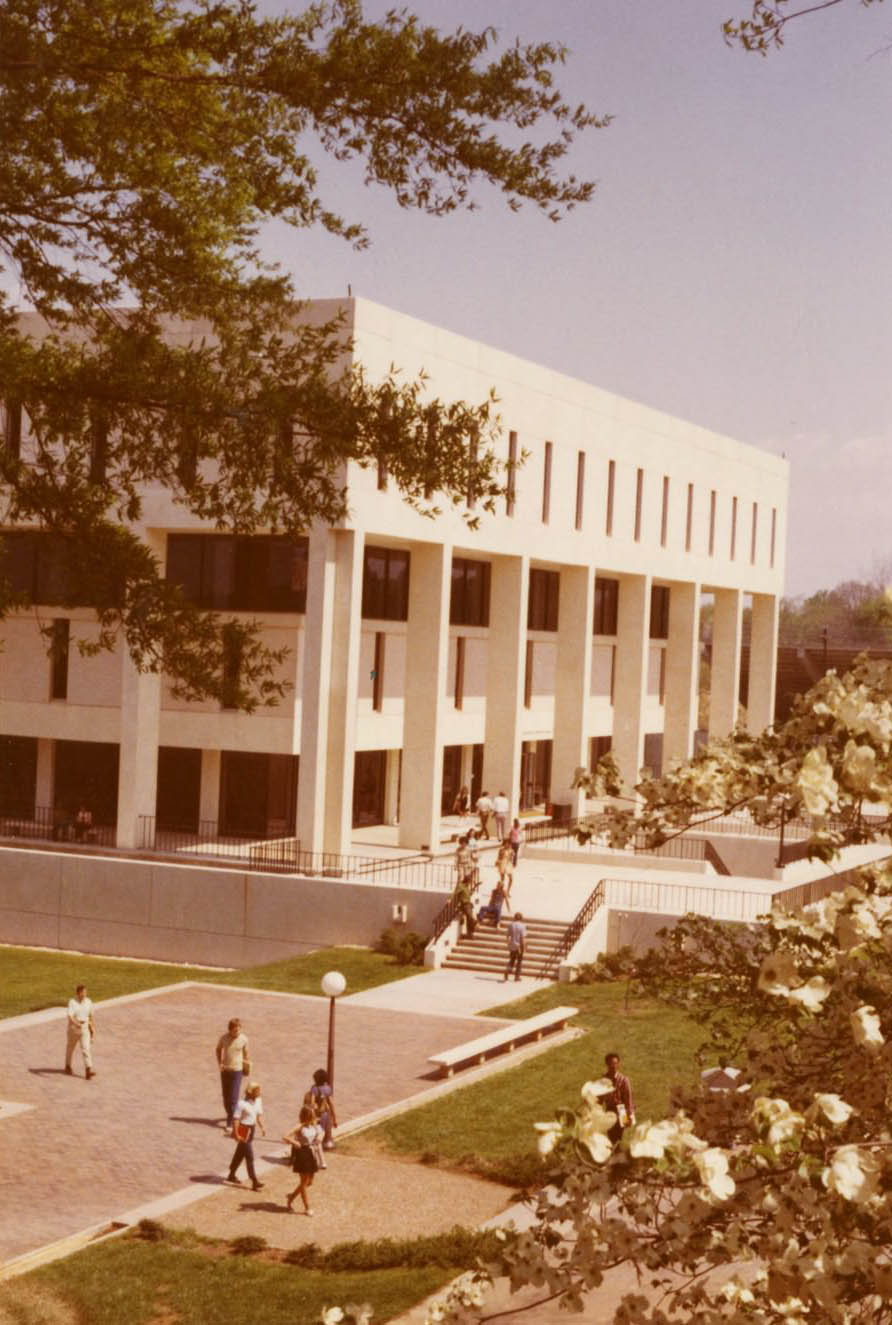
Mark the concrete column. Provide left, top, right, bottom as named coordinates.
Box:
left=482, top=555, right=529, bottom=815
left=663, top=581, right=700, bottom=766
left=747, top=593, right=779, bottom=733
left=116, top=653, right=162, bottom=850
left=552, top=565, right=595, bottom=816
left=35, top=738, right=54, bottom=813
left=612, top=573, right=650, bottom=793
left=400, top=542, right=451, bottom=849
left=297, top=527, right=364, bottom=856
left=199, top=748, right=221, bottom=828
left=709, top=588, right=743, bottom=738
left=384, top=749, right=401, bottom=825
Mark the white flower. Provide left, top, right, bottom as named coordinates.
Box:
left=321, top=1311, right=345, bottom=1325
left=628, top=1119, right=678, bottom=1159
left=822, top=1144, right=881, bottom=1203
left=580, top=1077, right=614, bottom=1104
left=841, top=739, right=878, bottom=794
left=771, top=1297, right=810, bottom=1323
left=813, top=1093, right=855, bottom=1126
left=721, top=1278, right=755, bottom=1304
left=797, top=746, right=839, bottom=816
left=576, top=1107, right=615, bottom=1163
left=785, top=975, right=832, bottom=1012
left=534, top=1120, right=564, bottom=1157
left=425, top=1306, right=445, bottom=1324
left=752, top=1097, right=804, bottom=1147
left=851, top=1004, right=885, bottom=1049
left=693, top=1147, right=736, bottom=1201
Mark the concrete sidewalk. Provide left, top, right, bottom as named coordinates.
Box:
left=343, top=968, right=552, bottom=1016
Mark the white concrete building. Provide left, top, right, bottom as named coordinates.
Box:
left=0, top=298, right=789, bottom=859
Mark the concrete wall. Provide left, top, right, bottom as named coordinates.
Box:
left=0, top=847, right=448, bottom=967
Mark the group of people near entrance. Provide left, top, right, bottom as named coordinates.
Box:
left=215, top=1017, right=336, bottom=1215
left=452, top=793, right=529, bottom=977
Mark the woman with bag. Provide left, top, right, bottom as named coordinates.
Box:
left=225, top=1081, right=265, bottom=1190
left=283, top=1105, right=322, bottom=1214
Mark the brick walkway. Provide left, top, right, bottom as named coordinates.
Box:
left=0, top=983, right=510, bottom=1265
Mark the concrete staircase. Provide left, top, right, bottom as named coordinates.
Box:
left=443, top=915, right=569, bottom=979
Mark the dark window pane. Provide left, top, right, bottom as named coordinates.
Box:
left=449, top=560, right=465, bottom=624
left=450, top=558, right=490, bottom=627
left=166, top=535, right=203, bottom=604
left=528, top=568, right=559, bottom=632
left=50, top=618, right=70, bottom=699
left=362, top=549, right=388, bottom=619
left=1, top=532, right=37, bottom=598
left=593, top=577, right=619, bottom=635
left=268, top=538, right=307, bottom=611
left=650, top=584, right=670, bottom=639
left=386, top=550, right=410, bottom=620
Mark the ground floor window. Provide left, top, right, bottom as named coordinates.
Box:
left=520, top=739, right=552, bottom=811
left=353, top=749, right=388, bottom=827
left=0, top=735, right=36, bottom=817
left=54, top=739, right=119, bottom=827
left=643, top=733, right=664, bottom=779
left=590, top=735, right=612, bottom=769
left=156, top=747, right=202, bottom=832
left=219, top=751, right=298, bottom=838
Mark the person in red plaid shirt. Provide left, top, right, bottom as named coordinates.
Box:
left=604, top=1051, right=635, bottom=1144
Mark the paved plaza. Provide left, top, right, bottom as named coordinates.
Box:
left=0, top=980, right=520, bottom=1266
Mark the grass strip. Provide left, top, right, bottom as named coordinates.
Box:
left=343, top=981, right=703, bottom=1186
left=0, top=944, right=422, bottom=1020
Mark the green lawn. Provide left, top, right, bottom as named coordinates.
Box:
left=343, top=981, right=705, bottom=1185
left=2, top=1233, right=451, bottom=1325
left=0, top=944, right=423, bottom=1020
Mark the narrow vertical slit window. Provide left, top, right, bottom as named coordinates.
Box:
left=770, top=507, right=777, bottom=569
left=89, top=411, right=108, bottom=484
left=574, top=450, right=585, bottom=530
left=685, top=483, right=694, bottom=552
left=454, top=636, right=465, bottom=710
left=659, top=647, right=666, bottom=705
left=373, top=631, right=385, bottom=711
left=50, top=618, right=70, bottom=700
left=708, top=490, right=717, bottom=557
left=506, top=430, right=517, bottom=517
left=730, top=496, right=738, bottom=560
left=524, top=639, right=534, bottom=708
left=2, top=399, right=22, bottom=459
left=750, top=501, right=758, bottom=564
left=376, top=458, right=388, bottom=491
left=542, top=440, right=553, bottom=524
left=660, top=475, right=670, bottom=547
left=634, top=468, right=643, bottom=542
left=606, top=459, right=615, bottom=535
left=609, top=644, right=616, bottom=705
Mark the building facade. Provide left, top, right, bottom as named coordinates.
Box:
left=0, top=299, right=789, bottom=857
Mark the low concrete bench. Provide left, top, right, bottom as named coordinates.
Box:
left=429, top=1006, right=579, bottom=1078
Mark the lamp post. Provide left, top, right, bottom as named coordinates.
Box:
left=320, top=970, right=346, bottom=1089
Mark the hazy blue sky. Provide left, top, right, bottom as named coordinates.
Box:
left=258, top=0, right=892, bottom=599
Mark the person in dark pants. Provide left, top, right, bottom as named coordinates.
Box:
left=226, top=1081, right=265, bottom=1190
left=216, top=1017, right=251, bottom=1130
left=503, top=912, right=526, bottom=981
left=604, top=1052, right=635, bottom=1145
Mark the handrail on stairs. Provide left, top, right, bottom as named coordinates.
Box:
left=536, top=880, right=606, bottom=978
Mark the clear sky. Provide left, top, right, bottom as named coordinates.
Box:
left=257, top=0, right=892, bottom=599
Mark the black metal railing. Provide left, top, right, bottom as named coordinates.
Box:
left=536, top=881, right=606, bottom=977
left=429, top=893, right=463, bottom=942
left=136, top=818, right=455, bottom=890
left=524, top=816, right=709, bottom=863
left=0, top=805, right=116, bottom=848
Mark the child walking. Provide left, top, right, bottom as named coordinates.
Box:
left=283, top=1105, right=322, bottom=1215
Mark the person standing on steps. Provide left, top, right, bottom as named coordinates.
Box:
left=216, top=1017, right=251, bottom=1131
left=503, top=912, right=526, bottom=981
left=603, top=1052, right=635, bottom=1145
left=226, top=1081, right=265, bottom=1190
left=65, top=984, right=95, bottom=1079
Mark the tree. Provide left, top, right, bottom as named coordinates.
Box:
left=0, top=0, right=605, bottom=706
left=576, top=656, right=892, bottom=863
left=724, top=0, right=884, bottom=54
left=422, top=662, right=892, bottom=1324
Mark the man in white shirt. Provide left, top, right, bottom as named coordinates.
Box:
left=216, top=1017, right=251, bottom=1130
left=226, top=1082, right=266, bottom=1191
left=476, top=791, right=493, bottom=838
left=65, top=984, right=95, bottom=1079
left=492, top=791, right=510, bottom=841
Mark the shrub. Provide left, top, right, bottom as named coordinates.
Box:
left=376, top=927, right=428, bottom=966
left=134, top=1218, right=164, bottom=1242
left=283, top=1227, right=500, bottom=1271
left=575, top=945, right=638, bottom=983
left=229, top=1234, right=268, bottom=1256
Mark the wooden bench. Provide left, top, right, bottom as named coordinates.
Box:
left=428, top=1006, right=579, bottom=1078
